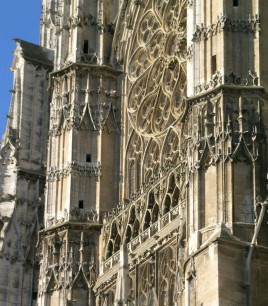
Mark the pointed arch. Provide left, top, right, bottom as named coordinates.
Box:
left=152, top=203, right=160, bottom=223
left=71, top=268, right=88, bottom=290
left=161, top=127, right=180, bottom=171
left=114, top=234, right=121, bottom=253
left=118, top=0, right=187, bottom=138
left=110, top=221, right=118, bottom=240
left=106, top=240, right=113, bottom=259
left=142, top=138, right=161, bottom=184
left=125, top=225, right=132, bottom=244
left=233, top=137, right=254, bottom=162
left=129, top=205, right=136, bottom=224
left=163, top=194, right=171, bottom=215
left=79, top=104, right=95, bottom=130
left=143, top=211, right=151, bottom=230
left=148, top=191, right=156, bottom=209
left=125, top=130, right=143, bottom=197
left=133, top=219, right=140, bottom=238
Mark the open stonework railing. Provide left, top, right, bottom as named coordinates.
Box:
left=102, top=204, right=182, bottom=273
left=46, top=160, right=101, bottom=181
left=103, top=173, right=164, bottom=224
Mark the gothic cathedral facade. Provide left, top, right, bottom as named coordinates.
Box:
left=1, top=0, right=268, bottom=305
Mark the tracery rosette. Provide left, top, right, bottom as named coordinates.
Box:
left=127, top=0, right=187, bottom=137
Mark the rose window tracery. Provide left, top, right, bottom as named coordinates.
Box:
left=161, top=128, right=180, bottom=171
left=164, top=175, right=176, bottom=211
left=127, top=0, right=187, bottom=137
left=143, top=139, right=160, bottom=184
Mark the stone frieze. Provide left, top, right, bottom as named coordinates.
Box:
left=192, top=14, right=260, bottom=42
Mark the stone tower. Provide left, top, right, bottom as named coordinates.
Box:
left=37, top=0, right=121, bottom=305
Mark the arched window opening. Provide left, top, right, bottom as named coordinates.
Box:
left=114, top=234, right=121, bottom=253
left=125, top=226, right=132, bottom=244
left=168, top=174, right=176, bottom=193
left=106, top=240, right=113, bottom=259
left=172, top=187, right=180, bottom=207
left=144, top=211, right=151, bottom=230
left=111, top=222, right=117, bottom=239
left=133, top=220, right=140, bottom=238
left=136, top=155, right=141, bottom=191
left=129, top=207, right=136, bottom=224
left=148, top=191, right=155, bottom=209
left=163, top=195, right=171, bottom=215
left=152, top=204, right=160, bottom=223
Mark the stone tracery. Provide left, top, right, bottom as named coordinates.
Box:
left=126, top=0, right=187, bottom=137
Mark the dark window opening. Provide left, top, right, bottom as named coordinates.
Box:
left=233, top=0, right=239, bottom=6
left=86, top=154, right=91, bottom=163
left=32, top=292, right=38, bottom=300
left=83, top=40, right=89, bottom=53
left=79, top=200, right=84, bottom=209
left=211, top=55, right=217, bottom=73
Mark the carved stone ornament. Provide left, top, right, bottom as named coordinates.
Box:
left=127, top=0, right=187, bottom=136
left=195, top=71, right=259, bottom=94
left=47, top=161, right=101, bottom=181
left=0, top=139, right=17, bottom=165
left=193, top=14, right=260, bottom=42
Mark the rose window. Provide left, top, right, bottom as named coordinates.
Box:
left=127, top=0, right=187, bottom=137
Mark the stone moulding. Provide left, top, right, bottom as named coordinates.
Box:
left=38, top=222, right=102, bottom=241
left=192, top=14, right=260, bottom=42
left=49, top=62, right=122, bottom=80
left=66, top=15, right=114, bottom=33
left=194, top=71, right=259, bottom=94
left=47, top=160, right=101, bottom=181
left=41, top=12, right=114, bottom=34
left=45, top=208, right=99, bottom=228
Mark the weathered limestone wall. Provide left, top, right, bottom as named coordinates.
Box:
left=40, top=0, right=118, bottom=70
left=0, top=40, right=53, bottom=306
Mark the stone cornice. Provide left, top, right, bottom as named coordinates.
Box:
left=47, top=161, right=101, bottom=182
left=185, top=83, right=264, bottom=121
left=50, top=62, right=123, bottom=79
left=17, top=168, right=46, bottom=181
left=39, top=221, right=102, bottom=238
left=194, top=71, right=260, bottom=95
left=192, top=14, right=260, bottom=42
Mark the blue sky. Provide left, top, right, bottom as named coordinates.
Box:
left=0, top=0, right=41, bottom=139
